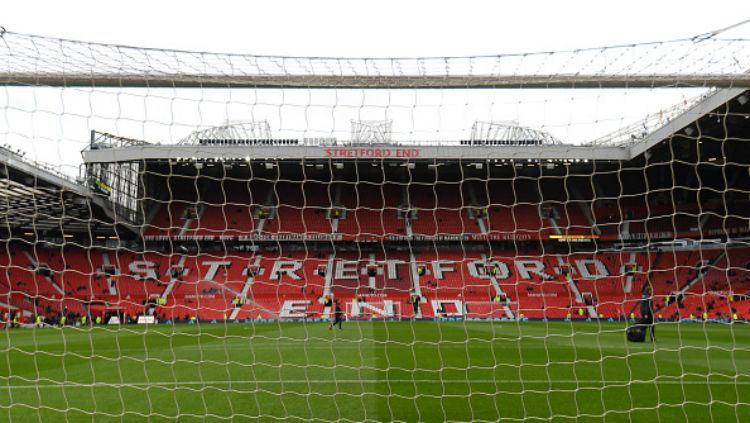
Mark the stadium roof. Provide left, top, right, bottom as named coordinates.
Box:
left=80, top=87, right=749, bottom=165
left=0, top=145, right=120, bottom=238
left=83, top=139, right=629, bottom=162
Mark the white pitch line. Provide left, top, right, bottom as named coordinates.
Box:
left=2, top=380, right=749, bottom=389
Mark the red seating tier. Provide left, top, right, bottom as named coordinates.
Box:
left=2, top=246, right=749, bottom=321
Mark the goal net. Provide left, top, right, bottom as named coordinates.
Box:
left=1, top=29, right=749, bottom=421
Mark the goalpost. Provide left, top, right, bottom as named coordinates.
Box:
left=1, top=29, right=749, bottom=422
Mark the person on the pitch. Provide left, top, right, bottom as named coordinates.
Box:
left=328, top=299, right=344, bottom=330
left=638, top=284, right=656, bottom=342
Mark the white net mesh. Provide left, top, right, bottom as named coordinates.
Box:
left=1, top=30, right=749, bottom=421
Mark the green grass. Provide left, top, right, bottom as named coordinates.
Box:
left=0, top=321, right=748, bottom=422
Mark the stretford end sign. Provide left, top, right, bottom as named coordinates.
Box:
left=325, top=148, right=420, bottom=158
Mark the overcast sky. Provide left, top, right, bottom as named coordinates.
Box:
left=2, top=1, right=749, bottom=175
left=5, top=0, right=750, bottom=56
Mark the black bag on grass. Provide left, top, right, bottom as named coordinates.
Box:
left=626, top=325, right=646, bottom=342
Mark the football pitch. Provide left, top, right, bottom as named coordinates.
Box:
left=0, top=321, right=748, bottom=422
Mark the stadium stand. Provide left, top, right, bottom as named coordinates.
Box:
left=2, top=87, right=750, bottom=326
left=3, top=244, right=748, bottom=322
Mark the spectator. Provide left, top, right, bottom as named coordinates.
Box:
left=409, top=292, right=421, bottom=317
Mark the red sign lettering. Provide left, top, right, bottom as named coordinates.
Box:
left=325, top=148, right=420, bottom=158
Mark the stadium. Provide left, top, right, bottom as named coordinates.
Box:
left=1, top=29, right=750, bottom=421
